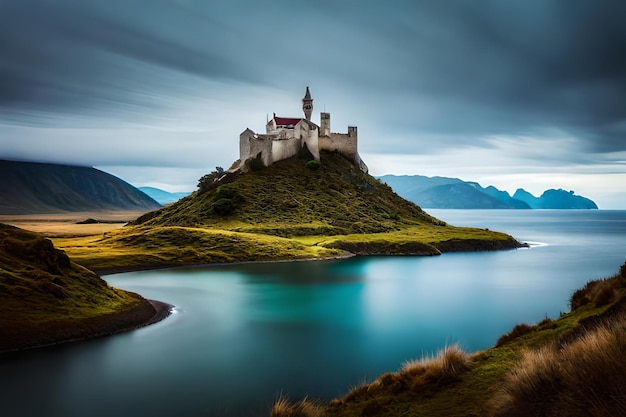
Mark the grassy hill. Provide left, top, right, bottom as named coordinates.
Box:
left=0, top=223, right=164, bottom=352
left=0, top=159, right=161, bottom=214
left=271, top=263, right=626, bottom=417
left=53, top=152, right=520, bottom=273
left=133, top=151, right=444, bottom=234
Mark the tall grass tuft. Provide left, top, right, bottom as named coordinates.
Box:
left=365, top=343, right=471, bottom=396
left=270, top=395, right=322, bottom=417
left=495, top=323, right=535, bottom=347
left=400, top=343, right=470, bottom=381
left=490, top=314, right=626, bottom=417
left=570, top=275, right=624, bottom=310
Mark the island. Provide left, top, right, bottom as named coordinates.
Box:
left=2, top=88, right=522, bottom=351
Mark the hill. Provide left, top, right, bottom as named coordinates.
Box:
left=380, top=175, right=597, bottom=209
left=138, top=186, right=191, bottom=205
left=134, top=151, right=446, bottom=234
left=0, top=223, right=169, bottom=352
left=54, top=152, right=521, bottom=273
left=0, top=160, right=161, bottom=215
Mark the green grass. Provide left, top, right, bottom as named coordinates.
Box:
left=0, top=223, right=142, bottom=350
left=53, top=226, right=344, bottom=273
left=54, top=152, right=519, bottom=272
left=133, top=151, right=447, bottom=233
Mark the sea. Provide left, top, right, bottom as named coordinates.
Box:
left=1, top=210, right=625, bottom=416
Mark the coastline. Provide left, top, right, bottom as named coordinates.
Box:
left=0, top=298, right=173, bottom=355
left=6, top=241, right=522, bottom=353
left=93, top=238, right=526, bottom=277
left=94, top=251, right=357, bottom=276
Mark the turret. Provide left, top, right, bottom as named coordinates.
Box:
left=302, top=86, right=313, bottom=121
left=320, top=112, right=330, bottom=136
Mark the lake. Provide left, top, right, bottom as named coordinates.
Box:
left=1, top=210, right=625, bottom=416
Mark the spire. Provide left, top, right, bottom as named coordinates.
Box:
left=302, top=86, right=313, bottom=120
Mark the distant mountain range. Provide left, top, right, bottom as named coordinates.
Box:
left=379, top=175, right=598, bottom=209
left=0, top=160, right=161, bottom=214
left=138, top=187, right=191, bottom=205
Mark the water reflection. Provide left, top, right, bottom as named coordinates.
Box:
left=1, top=211, right=625, bottom=417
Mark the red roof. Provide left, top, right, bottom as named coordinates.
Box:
left=273, top=116, right=302, bottom=127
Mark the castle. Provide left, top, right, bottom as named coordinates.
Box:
left=236, top=87, right=368, bottom=173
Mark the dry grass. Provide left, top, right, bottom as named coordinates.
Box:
left=570, top=275, right=624, bottom=310
left=270, top=396, right=323, bottom=417
left=344, top=344, right=471, bottom=401
left=399, top=343, right=471, bottom=383
left=490, top=314, right=626, bottom=417
left=495, top=322, right=535, bottom=347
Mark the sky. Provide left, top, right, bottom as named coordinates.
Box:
left=1, top=0, right=625, bottom=208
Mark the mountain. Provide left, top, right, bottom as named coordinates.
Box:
left=513, top=188, right=598, bottom=209
left=479, top=184, right=531, bottom=209
left=138, top=187, right=190, bottom=205
left=416, top=183, right=518, bottom=209
left=380, top=174, right=597, bottom=209
left=0, top=160, right=161, bottom=214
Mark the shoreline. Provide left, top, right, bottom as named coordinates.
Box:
left=95, top=251, right=357, bottom=276
left=94, top=239, right=526, bottom=277
left=0, top=298, right=173, bottom=355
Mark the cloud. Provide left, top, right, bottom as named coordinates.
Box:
left=0, top=0, right=625, bottom=206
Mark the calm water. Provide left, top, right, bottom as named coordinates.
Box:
left=1, top=210, right=625, bottom=416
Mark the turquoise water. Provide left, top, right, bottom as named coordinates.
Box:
left=1, top=210, right=625, bottom=416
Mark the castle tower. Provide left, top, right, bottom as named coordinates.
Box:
left=320, top=112, right=330, bottom=136
left=302, top=86, right=313, bottom=121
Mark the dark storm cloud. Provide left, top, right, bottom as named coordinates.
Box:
left=0, top=0, right=264, bottom=120
left=1, top=0, right=625, bottom=154
left=365, top=0, right=626, bottom=152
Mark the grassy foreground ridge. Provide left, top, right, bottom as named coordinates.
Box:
left=0, top=224, right=166, bottom=352
left=270, top=263, right=626, bottom=417
left=53, top=152, right=520, bottom=273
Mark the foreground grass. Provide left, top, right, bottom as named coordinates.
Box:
left=272, top=264, right=626, bottom=417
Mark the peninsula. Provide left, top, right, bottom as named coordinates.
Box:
left=52, top=88, right=523, bottom=273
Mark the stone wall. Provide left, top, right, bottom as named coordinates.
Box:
left=239, top=129, right=273, bottom=167
left=295, top=121, right=320, bottom=161
left=271, top=137, right=301, bottom=164
left=239, top=114, right=364, bottom=172
left=319, top=132, right=358, bottom=160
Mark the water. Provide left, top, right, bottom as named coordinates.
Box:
left=1, top=210, right=625, bottom=416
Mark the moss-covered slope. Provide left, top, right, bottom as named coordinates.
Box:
left=134, top=151, right=445, bottom=235
left=54, top=152, right=520, bottom=273
left=0, top=224, right=160, bottom=352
